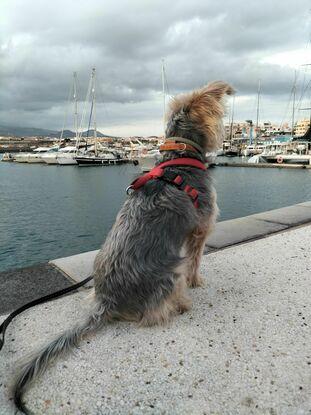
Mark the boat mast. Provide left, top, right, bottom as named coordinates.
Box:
left=92, top=68, right=98, bottom=157
left=77, top=70, right=93, bottom=151
left=60, top=75, right=75, bottom=143
left=161, top=59, right=166, bottom=138
left=255, top=79, right=261, bottom=145
left=229, top=95, right=235, bottom=142
left=298, top=63, right=311, bottom=136
left=291, top=71, right=297, bottom=137
left=73, top=72, right=78, bottom=144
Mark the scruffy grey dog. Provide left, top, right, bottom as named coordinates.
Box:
left=13, top=81, right=233, bottom=414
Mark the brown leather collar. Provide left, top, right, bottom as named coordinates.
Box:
left=159, top=141, right=199, bottom=153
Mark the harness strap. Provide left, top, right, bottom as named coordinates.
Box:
left=165, top=136, right=206, bottom=155
left=128, top=158, right=206, bottom=208
left=159, top=142, right=198, bottom=153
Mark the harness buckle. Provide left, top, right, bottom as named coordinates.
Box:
left=126, top=185, right=134, bottom=195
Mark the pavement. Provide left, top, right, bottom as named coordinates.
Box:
left=1, top=224, right=310, bottom=414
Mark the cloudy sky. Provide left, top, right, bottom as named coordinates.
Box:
left=1, top=0, right=310, bottom=136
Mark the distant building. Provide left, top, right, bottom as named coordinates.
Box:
left=295, top=119, right=310, bottom=136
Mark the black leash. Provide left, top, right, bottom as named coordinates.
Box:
left=0, top=274, right=93, bottom=352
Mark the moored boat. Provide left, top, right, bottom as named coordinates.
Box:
left=1, top=152, right=14, bottom=162
left=14, top=152, right=32, bottom=163
left=26, top=146, right=59, bottom=163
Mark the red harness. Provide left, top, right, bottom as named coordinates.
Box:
left=127, top=158, right=207, bottom=208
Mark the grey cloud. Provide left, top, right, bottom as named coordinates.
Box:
left=0, top=0, right=310, bottom=132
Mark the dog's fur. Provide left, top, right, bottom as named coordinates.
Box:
left=12, top=81, right=233, bottom=414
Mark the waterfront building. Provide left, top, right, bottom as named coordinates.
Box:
left=295, top=119, right=310, bottom=136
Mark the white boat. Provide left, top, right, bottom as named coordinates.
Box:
left=42, top=146, right=77, bottom=165
left=26, top=146, right=59, bottom=163
left=137, top=149, right=161, bottom=172
left=41, top=152, right=60, bottom=164
left=57, top=147, right=78, bottom=165
left=75, top=148, right=125, bottom=166
left=248, top=138, right=311, bottom=165
left=242, top=144, right=264, bottom=157
left=1, top=152, right=14, bottom=162
left=14, top=152, right=32, bottom=163
left=248, top=154, right=266, bottom=164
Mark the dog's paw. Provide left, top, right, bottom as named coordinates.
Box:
left=176, top=297, right=192, bottom=314
left=187, top=274, right=205, bottom=288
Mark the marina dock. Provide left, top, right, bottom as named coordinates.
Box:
left=216, top=162, right=311, bottom=169
left=1, top=201, right=311, bottom=414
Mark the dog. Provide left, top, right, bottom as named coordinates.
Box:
left=12, top=81, right=233, bottom=414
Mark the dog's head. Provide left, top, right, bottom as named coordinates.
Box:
left=166, top=81, right=234, bottom=153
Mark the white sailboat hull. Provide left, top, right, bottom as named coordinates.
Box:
left=41, top=154, right=59, bottom=164
left=27, top=155, right=46, bottom=163
left=137, top=151, right=160, bottom=172
left=45, top=158, right=59, bottom=165
left=14, top=153, right=31, bottom=163
left=57, top=155, right=77, bottom=165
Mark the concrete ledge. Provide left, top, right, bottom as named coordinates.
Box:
left=1, top=225, right=310, bottom=414
left=252, top=203, right=311, bottom=226
left=205, top=217, right=287, bottom=250
left=206, top=201, right=311, bottom=250
left=51, top=249, right=98, bottom=284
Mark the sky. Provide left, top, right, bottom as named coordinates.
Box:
left=0, top=0, right=310, bottom=136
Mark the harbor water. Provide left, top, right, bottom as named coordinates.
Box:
left=1, top=159, right=311, bottom=272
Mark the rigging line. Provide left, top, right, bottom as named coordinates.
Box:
left=77, top=71, right=93, bottom=142
left=296, top=70, right=307, bottom=111
left=297, top=79, right=311, bottom=111
left=279, top=87, right=293, bottom=130
left=96, top=80, right=110, bottom=129
left=164, top=69, right=170, bottom=96
left=87, top=95, right=94, bottom=139
left=60, top=78, right=74, bottom=141
left=96, top=77, right=111, bottom=132
left=75, top=74, right=82, bottom=134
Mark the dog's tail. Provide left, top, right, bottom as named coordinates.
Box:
left=13, top=300, right=111, bottom=414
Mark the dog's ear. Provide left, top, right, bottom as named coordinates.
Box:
left=169, top=81, right=234, bottom=117
left=184, top=81, right=234, bottom=113
left=167, top=81, right=234, bottom=152
left=204, top=81, right=235, bottom=99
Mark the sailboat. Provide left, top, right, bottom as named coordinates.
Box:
left=137, top=59, right=166, bottom=172
left=248, top=70, right=311, bottom=165
left=74, top=68, right=125, bottom=166
left=42, top=72, right=79, bottom=165
left=223, top=94, right=240, bottom=156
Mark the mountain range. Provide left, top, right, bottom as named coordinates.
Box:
left=0, top=125, right=113, bottom=138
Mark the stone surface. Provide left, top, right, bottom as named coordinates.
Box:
left=0, top=263, right=73, bottom=315
left=50, top=249, right=98, bottom=285
left=297, top=201, right=311, bottom=209
left=1, top=225, right=310, bottom=415
left=252, top=204, right=311, bottom=226
left=206, top=216, right=287, bottom=249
